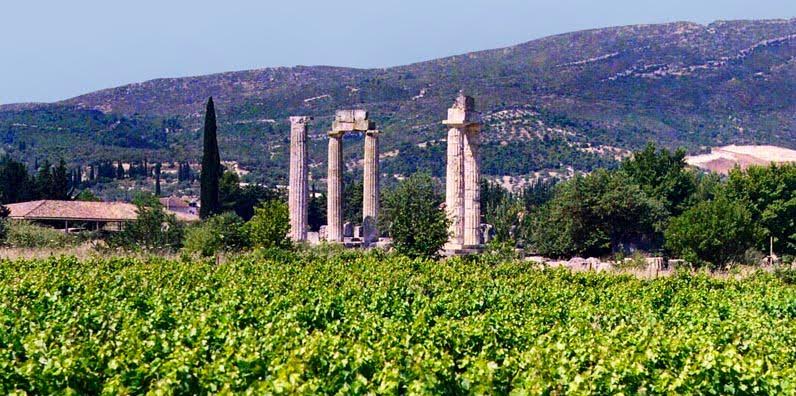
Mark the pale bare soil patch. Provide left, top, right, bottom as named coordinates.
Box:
left=686, top=145, right=796, bottom=174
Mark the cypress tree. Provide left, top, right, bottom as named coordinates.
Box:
left=154, top=162, right=162, bottom=196
left=200, top=97, right=221, bottom=218
left=116, top=161, right=125, bottom=179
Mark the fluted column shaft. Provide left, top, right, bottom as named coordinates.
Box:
left=327, top=132, right=344, bottom=242
left=463, top=126, right=481, bottom=247
left=362, top=131, right=380, bottom=245
left=445, top=127, right=465, bottom=247
left=288, top=116, right=310, bottom=242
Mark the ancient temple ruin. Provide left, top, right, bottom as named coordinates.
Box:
left=288, top=110, right=380, bottom=246
left=443, top=93, right=483, bottom=252
left=288, top=93, right=483, bottom=254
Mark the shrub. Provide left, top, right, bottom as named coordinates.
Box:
left=183, top=212, right=250, bottom=256
left=108, top=193, right=184, bottom=251
left=4, top=221, right=82, bottom=248
left=382, top=173, right=449, bottom=259
left=244, top=200, right=290, bottom=250
left=665, top=196, right=758, bottom=270
left=0, top=205, right=8, bottom=242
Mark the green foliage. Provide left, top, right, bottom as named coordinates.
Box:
left=665, top=196, right=758, bottom=270
left=342, top=178, right=363, bottom=224
left=484, top=195, right=525, bottom=245
left=74, top=189, right=100, bottom=202
left=4, top=220, right=82, bottom=248
left=0, top=205, right=8, bottom=242
left=200, top=97, right=221, bottom=218
left=530, top=170, right=666, bottom=257
left=183, top=212, right=250, bottom=257
left=622, top=143, right=696, bottom=216
left=0, top=156, right=35, bottom=203
left=382, top=173, right=449, bottom=259
left=307, top=185, right=327, bottom=232
left=725, top=163, right=796, bottom=256
left=2, top=254, right=796, bottom=393
left=108, top=193, right=184, bottom=251
left=219, top=171, right=283, bottom=221
left=244, top=200, right=290, bottom=250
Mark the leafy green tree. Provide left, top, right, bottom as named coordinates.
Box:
left=530, top=170, right=665, bottom=257
left=480, top=179, right=510, bottom=219
left=219, top=171, right=282, bottom=220
left=520, top=178, right=558, bottom=210
left=109, top=193, right=184, bottom=251
left=343, top=178, right=363, bottom=224
left=621, top=143, right=696, bottom=216
left=184, top=212, right=250, bottom=257
left=200, top=97, right=222, bottom=218
left=74, top=190, right=100, bottom=202
left=724, top=164, right=796, bottom=256
left=245, top=200, right=290, bottom=249
left=485, top=195, right=525, bottom=245
left=382, top=173, right=449, bottom=259
left=665, top=195, right=758, bottom=270
left=308, top=185, right=326, bottom=231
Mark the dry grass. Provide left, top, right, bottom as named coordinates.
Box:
left=0, top=243, right=181, bottom=261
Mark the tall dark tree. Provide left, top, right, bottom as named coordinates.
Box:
left=200, top=97, right=221, bottom=218
left=34, top=159, right=52, bottom=198
left=154, top=162, right=162, bottom=196
left=116, top=161, right=125, bottom=179
left=0, top=156, right=34, bottom=204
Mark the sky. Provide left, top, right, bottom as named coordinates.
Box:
left=1, top=0, right=794, bottom=104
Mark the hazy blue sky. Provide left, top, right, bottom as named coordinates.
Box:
left=1, top=0, right=794, bottom=104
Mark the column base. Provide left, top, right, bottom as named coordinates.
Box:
left=443, top=244, right=484, bottom=256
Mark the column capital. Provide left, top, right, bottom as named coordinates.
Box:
left=365, top=129, right=380, bottom=136
left=328, top=130, right=345, bottom=138
left=289, top=116, right=313, bottom=125
left=442, top=93, right=481, bottom=127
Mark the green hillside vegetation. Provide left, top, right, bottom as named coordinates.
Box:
left=0, top=19, right=793, bottom=190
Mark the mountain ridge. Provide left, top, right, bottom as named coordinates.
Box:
left=0, top=18, right=794, bottom=185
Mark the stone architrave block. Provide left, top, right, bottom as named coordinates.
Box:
left=354, top=119, right=374, bottom=131
left=332, top=120, right=355, bottom=132
left=335, top=110, right=355, bottom=123
left=446, top=108, right=467, bottom=124
left=353, top=109, right=368, bottom=121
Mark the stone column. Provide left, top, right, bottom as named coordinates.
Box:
left=443, top=92, right=481, bottom=251
left=326, top=131, right=344, bottom=242
left=463, top=124, right=481, bottom=247
left=288, top=116, right=311, bottom=242
left=445, top=127, right=464, bottom=248
left=362, top=130, right=380, bottom=246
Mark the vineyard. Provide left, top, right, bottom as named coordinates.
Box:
left=2, top=250, right=796, bottom=394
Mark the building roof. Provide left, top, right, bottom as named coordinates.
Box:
left=160, top=196, right=192, bottom=209
left=5, top=200, right=199, bottom=223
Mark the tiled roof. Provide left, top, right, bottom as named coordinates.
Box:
left=6, top=200, right=138, bottom=221
left=159, top=196, right=192, bottom=209
left=5, top=200, right=199, bottom=223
